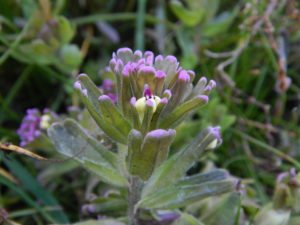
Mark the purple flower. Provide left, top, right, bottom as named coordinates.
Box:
left=17, top=109, right=42, bottom=146
left=74, top=48, right=217, bottom=143
left=17, top=108, right=58, bottom=146
left=109, top=48, right=215, bottom=114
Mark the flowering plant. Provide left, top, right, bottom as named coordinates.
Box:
left=47, top=48, right=235, bottom=224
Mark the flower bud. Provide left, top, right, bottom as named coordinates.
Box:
left=116, top=47, right=133, bottom=64
left=163, top=89, right=172, bottom=100
left=133, top=50, right=142, bottom=61
left=137, top=66, right=157, bottom=92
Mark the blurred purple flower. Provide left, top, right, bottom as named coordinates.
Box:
left=17, top=108, right=58, bottom=146
left=17, top=109, right=42, bottom=146
left=96, top=22, right=120, bottom=44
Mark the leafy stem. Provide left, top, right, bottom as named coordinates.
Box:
left=128, top=176, right=141, bottom=225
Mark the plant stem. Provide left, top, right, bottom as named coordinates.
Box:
left=233, top=129, right=300, bottom=169
left=0, top=21, right=30, bottom=66
left=71, top=13, right=177, bottom=30
left=128, top=176, right=140, bottom=225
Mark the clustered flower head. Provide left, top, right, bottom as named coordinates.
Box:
left=109, top=48, right=216, bottom=128
left=74, top=47, right=221, bottom=180
left=17, top=109, right=56, bottom=146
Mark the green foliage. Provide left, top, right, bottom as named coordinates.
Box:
left=174, top=97, right=236, bottom=151
left=138, top=180, right=234, bottom=209
left=74, top=220, right=125, bottom=225
left=170, top=0, right=205, bottom=27
left=173, top=213, right=205, bottom=225
left=1, top=0, right=300, bottom=224
left=200, top=193, right=241, bottom=225
left=48, top=119, right=128, bottom=187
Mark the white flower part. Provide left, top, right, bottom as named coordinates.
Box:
left=206, top=138, right=218, bottom=150
left=135, top=96, right=161, bottom=115
left=40, top=115, right=51, bottom=129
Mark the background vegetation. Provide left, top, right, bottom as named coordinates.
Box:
left=1, top=0, right=300, bottom=224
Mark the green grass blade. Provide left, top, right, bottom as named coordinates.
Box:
left=233, top=129, right=300, bottom=169
left=0, top=173, right=56, bottom=223
left=135, top=0, right=147, bottom=51
left=3, top=157, right=69, bottom=223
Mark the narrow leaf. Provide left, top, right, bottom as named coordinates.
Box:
left=77, top=74, right=102, bottom=106
left=201, top=192, right=241, bottom=225
left=142, top=127, right=218, bottom=197
left=48, top=119, right=128, bottom=187
left=98, top=95, right=132, bottom=137
left=74, top=81, right=127, bottom=144
left=2, top=158, right=68, bottom=223
left=159, top=95, right=208, bottom=129
left=137, top=180, right=234, bottom=209
left=170, top=0, right=204, bottom=26
left=127, top=129, right=143, bottom=176
left=177, top=169, right=228, bottom=186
